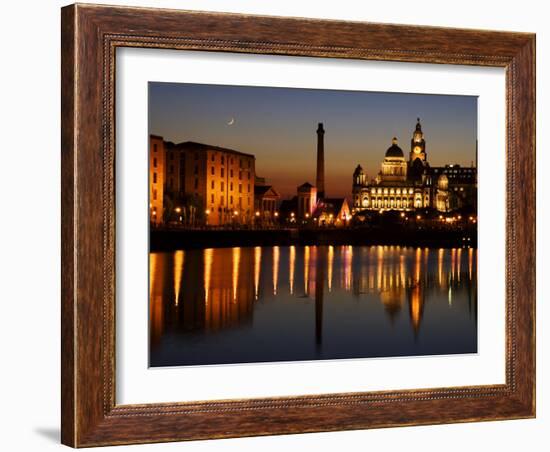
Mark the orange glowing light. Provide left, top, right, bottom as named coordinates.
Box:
left=173, top=250, right=184, bottom=306
left=289, top=245, right=295, bottom=295
left=273, top=246, right=280, bottom=295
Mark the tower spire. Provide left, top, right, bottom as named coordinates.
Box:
left=410, top=117, right=427, bottom=166
left=316, top=123, right=325, bottom=199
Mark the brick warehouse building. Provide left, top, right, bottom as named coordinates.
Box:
left=150, top=136, right=256, bottom=226
left=149, top=135, right=165, bottom=225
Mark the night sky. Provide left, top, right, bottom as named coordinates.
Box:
left=149, top=82, right=477, bottom=199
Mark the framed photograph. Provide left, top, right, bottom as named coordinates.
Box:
left=61, top=3, right=535, bottom=447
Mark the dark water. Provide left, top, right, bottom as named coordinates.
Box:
left=149, top=245, right=477, bottom=367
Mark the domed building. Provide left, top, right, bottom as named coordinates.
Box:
left=352, top=118, right=477, bottom=213
left=380, top=137, right=408, bottom=182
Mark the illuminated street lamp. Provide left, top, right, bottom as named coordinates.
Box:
left=416, top=215, right=421, bottom=220
left=305, top=213, right=310, bottom=218
left=255, top=211, right=260, bottom=217
left=274, top=211, right=279, bottom=217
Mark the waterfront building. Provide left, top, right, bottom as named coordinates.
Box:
left=149, top=135, right=165, bottom=225
left=254, top=184, right=281, bottom=225
left=312, top=198, right=351, bottom=226
left=351, top=118, right=477, bottom=213
left=431, top=164, right=477, bottom=211
left=178, top=142, right=255, bottom=226
left=297, top=182, right=318, bottom=219
left=150, top=136, right=256, bottom=226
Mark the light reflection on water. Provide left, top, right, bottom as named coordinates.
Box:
left=149, top=245, right=477, bottom=367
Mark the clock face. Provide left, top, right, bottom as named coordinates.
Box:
left=413, top=146, right=422, bottom=154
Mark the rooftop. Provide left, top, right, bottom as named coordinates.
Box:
left=150, top=136, right=255, bottom=158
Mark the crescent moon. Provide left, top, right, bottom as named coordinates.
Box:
left=227, top=117, right=235, bottom=126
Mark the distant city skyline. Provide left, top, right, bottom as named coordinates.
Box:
left=149, top=82, right=477, bottom=199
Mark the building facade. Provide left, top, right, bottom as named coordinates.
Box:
left=149, top=135, right=165, bottom=225
left=312, top=198, right=351, bottom=226
left=150, top=136, right=256, bottom=226
left=352, top=119, right=477, bottom=213
left=297, top=182, right=318, bottom=219
left=254, top=184, right=281, bottom=225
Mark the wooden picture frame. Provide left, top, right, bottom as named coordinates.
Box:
left=61, top=3, right=535, bottom=447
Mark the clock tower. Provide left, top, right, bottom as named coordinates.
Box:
left=410, top=118, right=427, bottom=164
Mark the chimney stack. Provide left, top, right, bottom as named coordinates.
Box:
left=316, top=123, right=325, bottom=199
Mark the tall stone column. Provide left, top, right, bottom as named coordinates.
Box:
left=316, top=123, right=325, bottom=199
